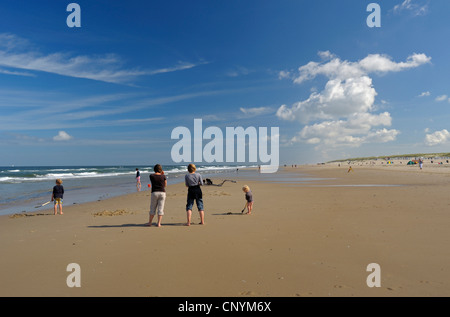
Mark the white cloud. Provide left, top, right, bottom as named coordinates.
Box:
left=0, top=68, right=36, bottom=77
left=425, top=129, right=450, bottom=146
left=292, top=53, right=430, bottom=85
left=8, top=132, right=45, bottom=144
left=240, top=106, right=273, bottom=116
left=394, top=0, right=414, bottom=12
left=359, top=53, right=430, bottom=73
left=435, top=95, right=449, bottom=102
left=295, top=113, right=399, bottom=148
left=149, top=61, right=206, bottom=75
left=365, top=128, right=400, bottom=143
left=277, top=76, right=377, bottom=124
left=317, top=50, right=336, bottom=61
left=418, top=91, right=430, bottom=97
left=0, top=33, right=202, bottom=84
left=278, top=70, right=291, bottom=80
left=226, top=66, right=251, bottom=77
left=0, top=88, right=250, bottom=131
left=200, top=114, right=221, bottom=122
left=393, top=0, right=429, bottom=16
left=277, top=52, right=430, bottom=149
left=53, top=131, right=73, bottom=141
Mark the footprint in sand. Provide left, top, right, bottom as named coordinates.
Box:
left=93, top=209, right=130, bottom=217
left=9, top=213, right=50, bottom=218
left=207, top=191, right=231, bottom=196
left=239, top=290, right=258, bottom=296
left=333, top=284, right=350, bottom=289
left=296, top=291, right=313, bottom=296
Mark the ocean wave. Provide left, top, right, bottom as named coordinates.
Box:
left=44, top=172, right=101, bottom=178
left=196, top=165, right=254, bottom=171
left=0, top=165, right=254, bottom=183
left=0, top=172, right=127, bottom=183
left=0, top=177, right=17, bottom=183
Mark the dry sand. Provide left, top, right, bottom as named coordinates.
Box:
left=1, top=164, right=450, bottom=297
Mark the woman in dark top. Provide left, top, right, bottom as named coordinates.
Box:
left=147, top=164, right=167, bottom=227
left=185, top=163, right=204, bottom=226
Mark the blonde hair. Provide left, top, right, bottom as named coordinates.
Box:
left=56, top=179, right=63, bottom=185
left=188, top=164, right=196, bottom=173
left=242, top=185, right=250, bottom=192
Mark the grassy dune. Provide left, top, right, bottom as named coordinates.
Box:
left=329, top=152, right=450, bottom=163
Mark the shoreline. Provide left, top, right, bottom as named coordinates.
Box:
left=0, top=166, right=251, bottom=217
left=1, top=164, right=450, bottom=296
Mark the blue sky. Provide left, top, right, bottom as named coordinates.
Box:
left=0, top=0, right=449, bottom=166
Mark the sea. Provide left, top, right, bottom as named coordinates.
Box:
left=0, top=164, right=254, bottom=216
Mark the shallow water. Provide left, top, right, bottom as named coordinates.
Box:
left=0, top=165, right=248, bottom=216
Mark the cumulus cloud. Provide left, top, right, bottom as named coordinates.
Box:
left=277, top=76, right=377, bottom=124
left=295, top=113, right=399, bottom=147
left=277, top=52, right=430, bottom=148
left=53, top=131, right=73, bottom=141
left=291, top=53, right=430, bottom=85
left=418, top=91, right=430, bottom=97
left=425, top=129, right=450, bottom=146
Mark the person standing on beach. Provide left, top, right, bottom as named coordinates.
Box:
left=185, top=164, right=205, bottom=226
left=147, top=164, right=167, bottom=227
left=242, top=185, right=253, bottom=214
left=136, top=168, right=141, bottom=191
left=51, top=179, right=64, bottom=215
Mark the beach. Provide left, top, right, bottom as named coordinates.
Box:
left=1, top=163, right=450, bottom=297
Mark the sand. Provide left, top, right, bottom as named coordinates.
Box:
left=1, top=164, right=450, bottom=297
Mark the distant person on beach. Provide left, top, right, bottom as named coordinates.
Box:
left=185, top=164, right=205, bottom=226
left=51, top=179, right=64, bottom=215
left=419, top=159, right=423, bottom=170
left=147, top=164, right=167, bottom=227
left=136, top=168, right=141, bottom=191
left=348, top=166, right=353, bottom=173
left=242, top=185, right=253, bottom=214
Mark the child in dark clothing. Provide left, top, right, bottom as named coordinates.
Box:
left=51, top=179, right=64, bottom=215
